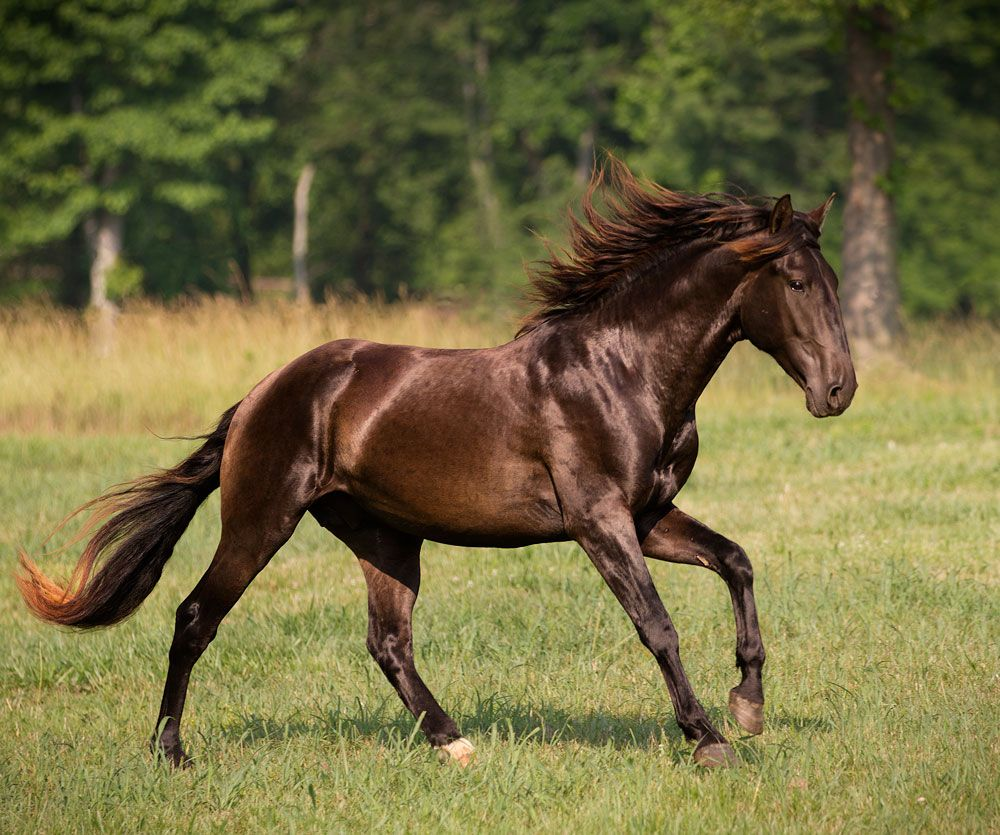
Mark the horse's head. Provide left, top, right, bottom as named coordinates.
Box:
left=738, top=195, right=857, bottom=418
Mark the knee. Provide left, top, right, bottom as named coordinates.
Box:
left=719, top=541, right=753, bottom=586
left=640, top=620, right=679, bottom=657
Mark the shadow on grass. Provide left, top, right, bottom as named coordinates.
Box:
left=214, top=692, right=833, bottom=759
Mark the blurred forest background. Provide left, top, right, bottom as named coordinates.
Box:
left=1, top=0, right=998, bottom=350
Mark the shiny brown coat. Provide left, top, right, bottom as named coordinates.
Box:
left=18, top=160, right=857, bottom=768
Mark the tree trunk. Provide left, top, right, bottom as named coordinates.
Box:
left=83, top=211, right=122, bottom=310
left=83, top=210, right=121, bottom=355
left=842, top=4, right=901, bottom=353
left=293, top=162, right=316, bottom=304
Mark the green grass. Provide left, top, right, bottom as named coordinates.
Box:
left=1, top=326, right=998, bottom=833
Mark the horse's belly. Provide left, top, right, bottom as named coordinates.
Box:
left=338, top=404, right=565, bottom=544
left=364, top=498, right=566, bottom=547
left=341, top=454, right=565, bottom=546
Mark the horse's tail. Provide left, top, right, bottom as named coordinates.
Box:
left=16, top=403, right=242, bottom=629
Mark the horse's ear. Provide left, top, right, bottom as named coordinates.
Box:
left=807, top=193, right=836, bottom=233
left=769, top=194, right=794, bottom=234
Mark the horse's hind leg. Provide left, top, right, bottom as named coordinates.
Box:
left=312, top=505, right=471, bottom=764
left=640, top=505, right=766, bottom=736
left=153, top=501, right=304, bottom=767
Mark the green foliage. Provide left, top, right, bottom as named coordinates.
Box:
left=0, top=0, right=997, bottom=316
left=616, top=0, right=998, bottom=315
left=893, top=0, right=1000, bottom=316
left=0, top=0, right=304, bottom=296
left=618, top=2, right=845, bottom=197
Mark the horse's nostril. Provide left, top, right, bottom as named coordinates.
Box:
left=828, top=384, right=842, bottom=407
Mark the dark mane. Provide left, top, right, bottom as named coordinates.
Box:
left=519, top=155, right=809, bottom=335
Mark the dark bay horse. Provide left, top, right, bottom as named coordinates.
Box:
left=18, top=159, right=856, bottom=768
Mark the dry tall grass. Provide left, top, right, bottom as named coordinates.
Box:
left=0, top=298, right=510, bottom=433
left=0, top=297, right=995, bottom=434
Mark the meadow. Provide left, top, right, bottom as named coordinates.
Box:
left=1, top=300, right=997, bottom=833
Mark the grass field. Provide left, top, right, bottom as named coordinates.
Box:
left=1, top=301, right=997, bottom=833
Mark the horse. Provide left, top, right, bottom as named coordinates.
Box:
left=18, top=157, right=857, bottom=769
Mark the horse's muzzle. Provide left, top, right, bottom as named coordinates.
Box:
left=806, top=371, right=857, bottom=418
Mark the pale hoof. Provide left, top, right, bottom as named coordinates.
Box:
left=436, top=737, right=475, bottom=767
left=728, top=690, right=764, bottom=736
left=693, top=740, right=737, bottom=768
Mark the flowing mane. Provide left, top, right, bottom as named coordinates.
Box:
left=519, top=156, right=812, bottom=334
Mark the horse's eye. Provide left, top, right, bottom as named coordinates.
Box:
left=788, top=279, right=806, bottom=293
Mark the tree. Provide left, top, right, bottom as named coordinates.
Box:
left=292, top=161, right=315, bottom=303
left=841, top=3, right=901, bottom=351
left=618, top=0, right=1000, bottom=333
left=617, top=2, right=844, bottom=204
left=618, top=1, right=905, bottom=350
left=1, top=0, right=997, bottom=321
left=892, top=0, right=1000, bottom=318
left=273, top=1, right=472, bottom=296
left=490, top=1, right=649, bottom=230
left=0, top=0, right=303, bottom=307
left=840, top=0, right=1000, bottom=337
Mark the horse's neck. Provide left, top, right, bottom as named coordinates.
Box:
left=600, top=248, right=745, bottom=418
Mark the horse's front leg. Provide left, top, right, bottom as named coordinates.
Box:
left=640, top=505, right=766, bottom=735
left=564, top=492, right=735, bottom=767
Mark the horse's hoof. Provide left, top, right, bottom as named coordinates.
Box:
left=152, top=738, right=192, bottom=769
left=693, top=740, right=737, bottom=768
left=728, top=690, right=764, bottom=736
left=164, top=747, right=193, bottom=769
left=436, top=737, right=475, bottom=767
